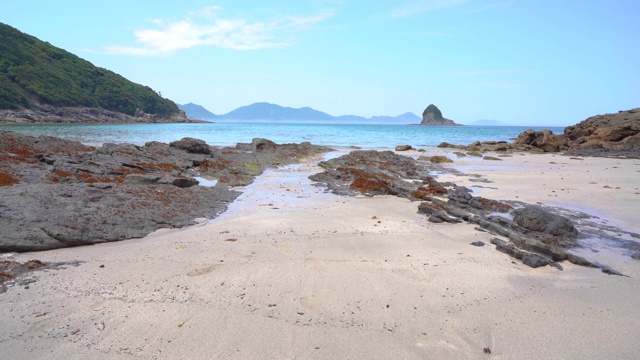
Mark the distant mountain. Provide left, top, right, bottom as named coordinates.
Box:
left=218, top=102, right=334, bottom=121
left=183, top=102, right=419, bottom=123
left=178, top=103, right=217, bottom=121
left=369, top=112, right=421, bottom=123
left=0, top=22, right=181, bottom=118
left=470, top=119, right=504, bottom=126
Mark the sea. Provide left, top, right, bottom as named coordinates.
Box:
left=0, top=122, right=565, bottom=149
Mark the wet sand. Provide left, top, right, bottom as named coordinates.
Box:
left=1, top=150, right=639, bottom=359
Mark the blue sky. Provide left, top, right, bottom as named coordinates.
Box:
left=2, top=0, right=638, bottom=125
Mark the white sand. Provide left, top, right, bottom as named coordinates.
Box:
left=1, top=151, right=640, bottom=359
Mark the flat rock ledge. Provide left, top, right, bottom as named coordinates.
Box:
left=0, top=131, right=332, bottom=252
left=309, top=150, right=629, bottom=275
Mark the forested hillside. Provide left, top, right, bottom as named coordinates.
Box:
left=0, top=22, right=179, bottom=116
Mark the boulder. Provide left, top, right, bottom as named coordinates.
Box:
left=395, top=145, right=413, bottom=151
left=513, top=129, right=565, bottom=153
left=251, top=138, right=277, bottom=152
left=169, top=137, right=211, bottom=154
left=513, top=205, right=578, bottom=240
left=430, top=156, right=453, bottom=163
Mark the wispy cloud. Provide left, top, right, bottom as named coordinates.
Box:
left=391, top=0, right=472, bottom=18
left=447, top=69, right=537, bottom=76
left=102, top=6, right=333, bottom=56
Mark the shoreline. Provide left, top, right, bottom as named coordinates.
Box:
left=1, top=143, right=640, bottom=358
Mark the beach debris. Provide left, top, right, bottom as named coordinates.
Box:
left=178, top=321, right=185, bottom=327
left=224, top=238, right=238, bottom=242
left=97, top=321, right=105, bottom=331
left=484, top=347, right=492, bottom=354
left=71, top=328, right=80, bottom=335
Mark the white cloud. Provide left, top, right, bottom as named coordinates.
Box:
left=103, top=6, right=333, bottom=56
left=391, top=0, right=472, bottom=18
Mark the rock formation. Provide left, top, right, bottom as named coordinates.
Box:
left=0, top=105, right=201, bottom=125
left=0, top=131, right=332, bottom=252
left=309, top=150, right=631, bottom=274
left=434, top=107, right=640, bottom=158
left=420, top=104, right=462, bottom=126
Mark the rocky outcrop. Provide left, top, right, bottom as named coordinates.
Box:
left=563, top=108, right=640, bottom=157
left=169, top=137, right=212, bottom=154
left=510, top=108, right=640, bottom=158
left=512, top=129, right=568, bottom=153
left=0, top=131, right=332, bottom=252
left=420, top=104, right=462, bottom=126
left=0, top=104, right=203, bottom=125
left=309, top=150, right=432, bottom=198
left=435, top=108, right=640, bottom=158
left=309, top=150, right=628, bottom=274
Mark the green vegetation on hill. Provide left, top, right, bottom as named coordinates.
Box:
left=0, top=22, right=179, bottom=116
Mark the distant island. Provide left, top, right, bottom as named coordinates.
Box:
left=419, top=104, right=462, bottom=126
left=0, top=22, right=195, bottom=124
left=178, top=102, right=422, bottom=124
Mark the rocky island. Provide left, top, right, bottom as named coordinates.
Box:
left=419, top=104, right=462, bottom=126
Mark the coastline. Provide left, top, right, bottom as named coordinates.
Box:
left=1, top=147, right=639, bottom=359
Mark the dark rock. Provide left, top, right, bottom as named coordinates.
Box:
left=395, top=145, right=413, bottom=151
left=522, top=254, right=552, bottom=268
left=309, top=150, right=432, bottom=198
left=169, top=137, right=212, bottom=154
left=251, top=138, right=277, bottom=152
left=470, top=241, right=486, bottom=247
left=430, top=156, right=453, bottom=163
left=513, top=129, right=565, bottom=153
left=308, top=148, right=625, bottom=275
left=124, top=174, right=162, bottom=185
left=513, top=205, right=578, bottom=241
left=0, top=131, right=331, bottom=252
left=158, top=176, right=199, bottom=188
left=482, top=156, right=502, bottom=161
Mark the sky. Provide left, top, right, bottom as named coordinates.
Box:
left=1, top=0, right=639, bottom=126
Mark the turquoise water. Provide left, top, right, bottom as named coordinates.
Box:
left=0, top=123, right=564, bottom=149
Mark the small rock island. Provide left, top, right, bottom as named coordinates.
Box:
left=420, top=104, right=462, bottom=126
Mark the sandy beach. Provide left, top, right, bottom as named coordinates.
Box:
left=1, top=149, right=640, bottom=359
